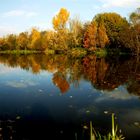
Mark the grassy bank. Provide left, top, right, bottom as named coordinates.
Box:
left=94, top=49, right=108, bottom=57
left=0, top=48, right=132, bottom=58
left=68, top=48, right=87, bottom=58
left=0, top=50, right=42, bottom=54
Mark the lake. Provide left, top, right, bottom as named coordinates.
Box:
left=0, top=54, right=140, bottom=140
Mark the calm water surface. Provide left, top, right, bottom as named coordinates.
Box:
left=0, top=54, right=140, bottom=140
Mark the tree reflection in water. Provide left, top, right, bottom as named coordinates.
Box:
left=0, top=54, right=139, bottom=96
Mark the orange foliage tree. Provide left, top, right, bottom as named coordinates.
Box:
left=83, top=21, right=109, bottom=50
left=83, top=21, right=97, bottom=51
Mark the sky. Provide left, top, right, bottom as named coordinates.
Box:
left=0, top=0, right=140, bottom=36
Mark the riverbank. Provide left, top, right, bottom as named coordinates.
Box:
left=0, top=48, right=133, bottom=58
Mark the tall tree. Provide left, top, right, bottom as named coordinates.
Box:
left=52, top=8, right=70, bottom=31
left=83, top=21, right=97, bottom=51
left=68, top=17, right=84, bottom=47
left=52, top=8, right=70, bottom=51
left=97, top=22, right=109, bottom=48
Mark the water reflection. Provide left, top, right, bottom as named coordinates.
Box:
left=0, top=54, right=139, bottom=96
left=0, top=54, right=140, bottom=139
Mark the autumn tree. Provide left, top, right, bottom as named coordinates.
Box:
left=128, top=8, right=140, bottom=55
left=68, top=17, right=84, bottom=47
left=94, top=13, right=129, bottom=47
left=52, top=8, right=70, bottom=51
left=17, top=32, right=29, bottom=50
left=0, top=38, right=7, bottom=50
left=5, top=34, right=17, bottom=50
left=83, top=19, right=109, bottom=50
left=130, top=7, right=140, bottom=25
left=41, top=31, right=55, bottom=51
left=29, top=28, right=41, bottom=50
left=52, top=8, right=70, bottom=31
left=83, top=21, right=97, bottom=51
left=97, top=22, right=109, bottom=48
left=119, top=7, right=140, bottom=55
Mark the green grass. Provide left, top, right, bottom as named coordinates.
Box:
left=90, top=114, right=125, bottom=140
left=44, top=49, right=55, bottom=54
left=68, top=48, right=87, bottom=58
left=94, top=49, right=107, bottom=58
left=0, top=50, right=41, bottom=54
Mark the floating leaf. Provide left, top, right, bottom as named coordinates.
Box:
left=104, top=111, right=108, bottom=114
left=86, top=110, right=90, bottom=113
left=134, top=122, right=140, bottom=127
left=16, top=116, right=21, bottom=120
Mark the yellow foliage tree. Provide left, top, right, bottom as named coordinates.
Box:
left=69, top=17, right=84, bottom=47
left=41, top=31, right=55, bottom=51
left=52, top=8, right=70, bottom=51
left=29, top=28, right=41, bottom=50
left=52, top=8, right=70, bottom=31
left=17, top=32, right=29, bottom=50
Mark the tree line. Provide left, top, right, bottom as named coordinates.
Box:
left=0, top=7, right=140, bottom=55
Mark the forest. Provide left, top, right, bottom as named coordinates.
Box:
left=0, top=7, right=140, bottom=56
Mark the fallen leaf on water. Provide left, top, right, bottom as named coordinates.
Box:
left=83, top=125, right=88, bottom=129
left=104, top=111, right=108, bottom=114
left=16, top=116, right=21, bottom=120
left=86, top=110, right=90, bottom=113
left=134, top=122, right=140, bottom=127
left=38, top=89, right=43, bottom=92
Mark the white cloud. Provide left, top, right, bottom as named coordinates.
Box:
left=99, top=0, right=140, bottom=8
left=2, top=10, right=38, bottom=18
left=95, top=86, right=137, bottom=102
left=5, top=80, right=38, bottom=88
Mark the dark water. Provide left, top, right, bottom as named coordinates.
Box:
left=0, top=54, right=140, bottom=140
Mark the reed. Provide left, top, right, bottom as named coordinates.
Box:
left=90, top=114, right=125, bottom=140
